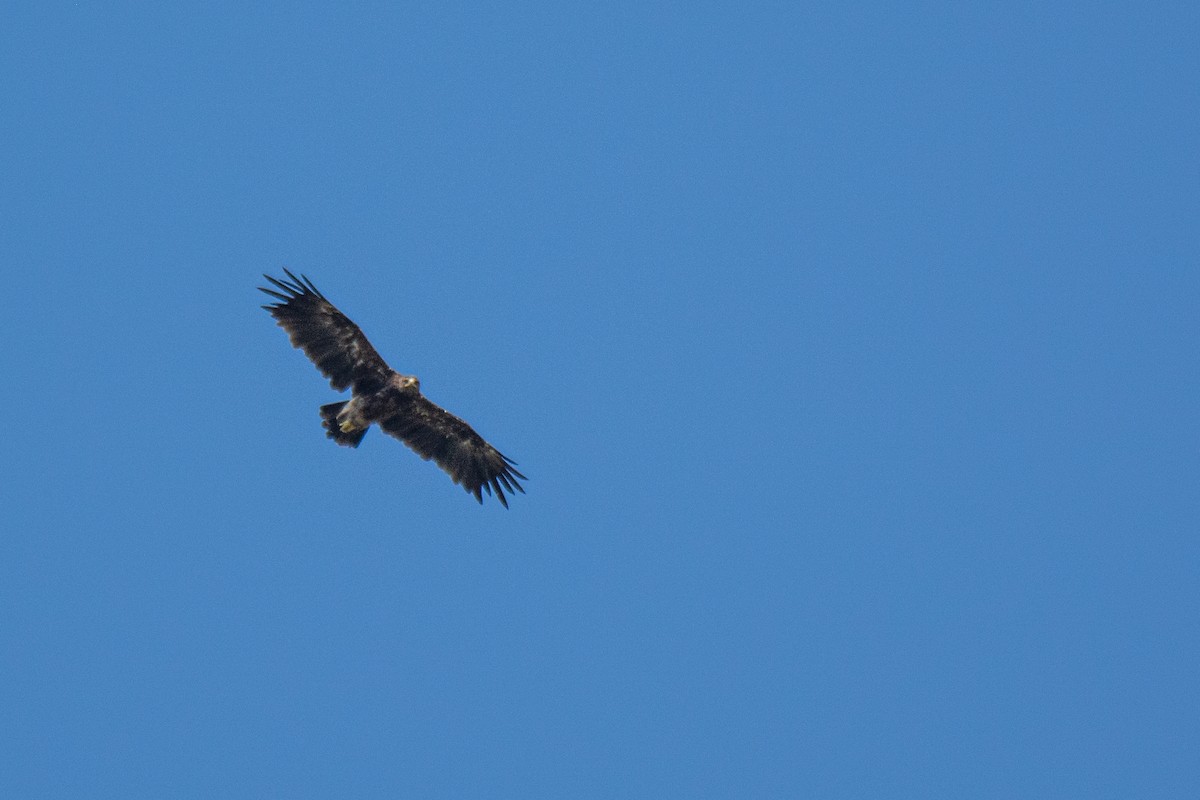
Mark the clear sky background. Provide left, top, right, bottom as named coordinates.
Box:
left=2, top=2, right=1197, bottom=797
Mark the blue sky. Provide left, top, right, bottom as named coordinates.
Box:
left=2, top=2, right=1198, bottom=797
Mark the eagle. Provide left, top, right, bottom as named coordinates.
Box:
left=260, top=270, right=526, bottom=507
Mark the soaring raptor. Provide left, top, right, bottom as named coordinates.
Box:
left=260, top=270, right=526, bottom=507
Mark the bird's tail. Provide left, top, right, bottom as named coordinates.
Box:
left=320, top=401, right=368, bottom=448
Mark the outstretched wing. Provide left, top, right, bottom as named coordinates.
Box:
left=260, top=270, right=393, bottom=394
left=378, top=395, right=527, bottom=508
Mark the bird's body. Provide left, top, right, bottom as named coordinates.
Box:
left=260, top=270, right=526, bottom=507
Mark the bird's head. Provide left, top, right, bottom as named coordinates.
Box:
left=399, top=374, right=421, bottom=392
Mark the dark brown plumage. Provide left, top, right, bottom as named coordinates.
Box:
left=260, top=270, right=526, bottom=507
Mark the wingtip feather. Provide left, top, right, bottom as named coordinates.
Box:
left=300, top=273, right=325, bottom=299
left=263, top=274, right=297, bottom=295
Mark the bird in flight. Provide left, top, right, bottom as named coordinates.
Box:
left=260, top=270, right=526, bottom=507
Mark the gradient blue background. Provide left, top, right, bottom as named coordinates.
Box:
left=3, top=2, right=1198, bottom=797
